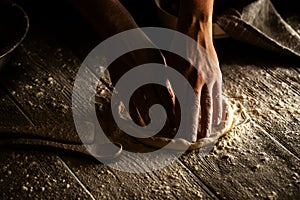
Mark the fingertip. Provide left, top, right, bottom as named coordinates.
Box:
left=212, top=87, right=223, bottom=126
left=213, top=113, right=222, bottom=125
left=199, top=84, right=213, bottom=139
left=198, top=128, right=211, bottom=139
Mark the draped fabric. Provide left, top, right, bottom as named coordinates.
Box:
left=215, top=0, right=300, bottom=57
left=161, top=0, right=300, bottom=57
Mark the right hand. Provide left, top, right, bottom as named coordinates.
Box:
left=167, top=0, right=223, bottom=141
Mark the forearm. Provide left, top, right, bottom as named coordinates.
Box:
left=70, top=0, right=138, bottom=40
left=179, top=0, right=214, bottom=22
left=177, top=0, right=215, bottom=46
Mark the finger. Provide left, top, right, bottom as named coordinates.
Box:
left=144, top=83, right=178, bottom=137
left=198, top=84, right=213, bottom=139
left=184, top=89, right=201, bottom=142
left=212, top=80, right=223, bottom=125
left=130, top=91, right=148, bottom=127
left=153, top=80, right=177, bottom=127
left=131, top=84, right=173, bottom=129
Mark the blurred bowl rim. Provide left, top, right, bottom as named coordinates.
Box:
left=0, top=2, right=30, bottom=60
left=154, top=0, right=228, bottom=39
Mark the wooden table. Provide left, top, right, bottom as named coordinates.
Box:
left=0, top=0, right=299, bottom=199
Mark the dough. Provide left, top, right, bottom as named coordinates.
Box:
left=96, top=92, right=250, bottom=153
left=135, top=97, right=249, bottom=151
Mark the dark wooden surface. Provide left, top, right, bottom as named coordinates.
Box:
left=1, top=0, right=299, bottom=199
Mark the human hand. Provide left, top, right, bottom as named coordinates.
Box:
left=167, top=0, right=223, bottom=141
left=107, top=45, right=178, bottom=137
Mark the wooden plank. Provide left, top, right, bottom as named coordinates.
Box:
left=0, top=8, right=219, bottom=199
left=0, top=1, right=102, bottom=142
left=2, top=1, right=299, bottom=199
left=0, top=150, right=95, bottom=199
left=0, top=86, right=32, bottom=128
left=62, top=155, right=217, bottom=199
left=0, top=36, right=84, bottom=143
left=179, top=121, right=300, bottom=199
left=1, top=41, right=76, bottom=125
left=177, top=40, right=300, bottom=199
left=221, top=55, right=300, bottom=158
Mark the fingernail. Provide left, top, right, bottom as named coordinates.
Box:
left=216, top=116, right=221, bottom=125
left=206, top=128, right=211, bottom=138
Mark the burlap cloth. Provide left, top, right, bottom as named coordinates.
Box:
left=214, top=0, right=299, bottom=57
left=161, top=0, right=299, bottom=57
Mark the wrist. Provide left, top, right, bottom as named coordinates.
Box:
left=178, top=0, right=214, bottom=22
left=177, top=15, right=213, bottom=45
left=177, top=0, right=214, bottom=41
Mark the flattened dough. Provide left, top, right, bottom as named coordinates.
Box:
left=97, top=94, right=249, bottom=152
left=135, top=97, right=249, bottom=151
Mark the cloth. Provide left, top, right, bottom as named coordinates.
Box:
left=214, top=0, right=300, bottom=57
left=160, top=0, right=300, bottom=57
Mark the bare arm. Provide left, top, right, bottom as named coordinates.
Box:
left=174, top=0, right=223, bottom=139
left=177, top=0, right=218, bottom=86
left=70, top=0, right=222, bottom=141
left=70, top=0, right=177, bottom=132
